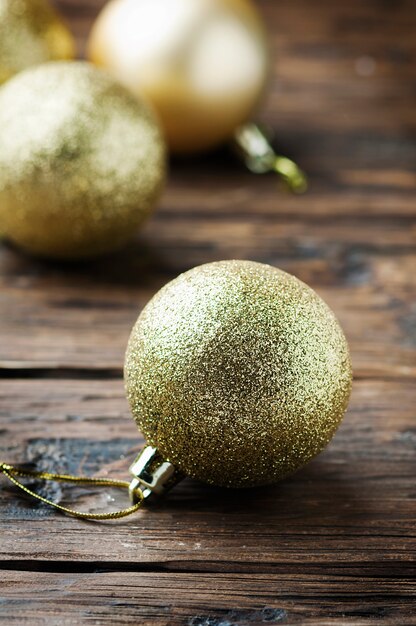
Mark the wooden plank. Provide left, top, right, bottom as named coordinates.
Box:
left=0, top=570, right=415, bottom=626
left=1, top=250, right=415, bottom=378
left=0, top=379, right=414, bottom=566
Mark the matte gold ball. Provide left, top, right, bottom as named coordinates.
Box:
left=125, top=260, right=352, bottom=488
left=88, top=0, right=269, bottom=154
left=0, top=61, right=166, bottom=259
left=0, top=0, right=75, bottom=84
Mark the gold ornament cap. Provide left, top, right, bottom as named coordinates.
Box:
left=0, top=0, right=75, bottom=85
left=129, top=446, right=185, bottom=502
left=0, top=61, right=166, bottom=259
left=125, top=260, right=352, bottom=489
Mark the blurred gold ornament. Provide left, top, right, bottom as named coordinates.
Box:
left=0, top=61, right=166, bottom=259
left=125, top=260, right=352, bottom=489
left=0, top=0, right=75, bottom=85
left=88, top=0, right=307, bottom=192
left=89, top=0, right=269, bottom=155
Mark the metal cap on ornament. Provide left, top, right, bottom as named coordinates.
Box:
left=129, top=447, right=185, bottom=502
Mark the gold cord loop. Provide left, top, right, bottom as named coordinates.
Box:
left=0, top=462, right=144, bottom=521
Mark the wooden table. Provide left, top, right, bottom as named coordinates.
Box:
left=1, top=0, right=415, bottom=624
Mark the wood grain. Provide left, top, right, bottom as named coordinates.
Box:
left=1, top=0, right=415, bottom=624
left=1, top=571, right=415, bottom=626
left=0, top=379, right=415, bottom=568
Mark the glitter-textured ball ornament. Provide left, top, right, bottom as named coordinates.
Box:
left=125, top=260, right=352, bottom=488
left=0, top=0, right=75, bottom=85
left=0, top=61, right=166, bottom=259
left=88, top=0, right=269, bottom=154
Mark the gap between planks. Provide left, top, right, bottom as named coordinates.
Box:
left=0, top=368, right=414, bottom=383
left=0, top=559, right=415, bottom=578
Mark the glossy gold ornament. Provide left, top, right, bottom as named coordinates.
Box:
left=0, top=61, right=166, bottom=259
left=88, top=0, right=269, bottom=154
left=125, top=260, right=352, bottom=489
left=0, top=0, right=75, bottom=85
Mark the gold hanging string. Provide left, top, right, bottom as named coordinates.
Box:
left=0, top=462, right=144, bottom=521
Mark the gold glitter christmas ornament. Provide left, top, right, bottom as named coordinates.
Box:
left=0, top=0, right=75, bottom=85
left=0, top=61, right=166, bottom=259
left=0, top=260, right=352, bottom=518
left=125, top=260, right=352, bottom=489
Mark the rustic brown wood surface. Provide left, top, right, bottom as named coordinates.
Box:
left=1, top=0, right=415, bottom=624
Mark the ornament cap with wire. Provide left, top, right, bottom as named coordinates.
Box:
left=234, top=123, right=308, bottom=194
left=129, top=446, right=185, bottom=502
